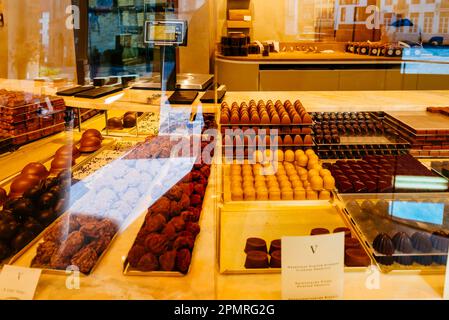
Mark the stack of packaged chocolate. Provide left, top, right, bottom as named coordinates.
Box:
left=0, top=90, right=66, bottom=146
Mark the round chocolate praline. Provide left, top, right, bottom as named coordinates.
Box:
left=245, top=238, right=267, bottom=253
left=270, top=250, right=282, bottom=268
left=311, top=228, right=330, bottom=236
left=269, top=239, right=281, bottom=254
left=245, top=251, right=269, bottom=269
left=345, top=249, right=370, bottom=267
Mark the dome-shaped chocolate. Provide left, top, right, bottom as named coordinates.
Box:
left=434, top=256, right=448, bottom=265
left=9, top=175, right=41, bottom=199
left=430, top=231, right=449, bottom=252
left=81, top=129, right=103, bottom=140
left=0, top=188, right=7, bottom=206
left=414, top=255, right=433, bottom=266
left=124, top=111, right=136, bottom=118
left=374, top=200, right=390, bottom=216
left=361, top=200, right=375, bottom=214
left=123, top=115, right=136, bottom=128
left=55, top=145, right=80, bottom=159
left=395, top=255, right=413, bottom=266
left=50, top=156, right=74, bottom=175
left=79, top=136, right=102, bottom=153
left=411, top=232, right=433, bottom=253
left=346, top=200, right=361, bottom=215
left=107, top=117, right=123, bottom=130
left=21, top=163, right=49, bottom=180
left=0, top=241, right=10, bottom=260
left=373, top=233, right=395, bottom=255
left=392, top=232, right=413, bottom=253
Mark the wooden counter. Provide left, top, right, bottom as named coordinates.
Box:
left=216, top=52, right=449, bottom=65
left=0, top=88, right=448, bottom=300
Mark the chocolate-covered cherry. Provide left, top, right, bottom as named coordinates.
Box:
left=0, top=220, right=19, bottom=240
left=23, top=184, right=45, bottom=202
left=12, top=198, right=34, bottom=220
left=22, top=218, right=43, bottom=236
left=37, top=192, right=57, bottom=210
left=11, top=231, right=35, bottom=252
left=36, top=209, right=56, bottom=227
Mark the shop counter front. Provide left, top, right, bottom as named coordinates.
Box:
left=216, top=54, right=449, bottom=91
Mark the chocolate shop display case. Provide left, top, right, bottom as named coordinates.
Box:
left=339, top=193, right=449, bottom=274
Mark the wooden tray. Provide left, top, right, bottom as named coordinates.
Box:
left=218, top=204, right=371, bottom=274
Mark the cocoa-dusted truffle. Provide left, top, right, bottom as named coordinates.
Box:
left=71, top=247, right=98, bottom=274
left=159, top=250, right=177, bottom=271
left=392, top=232, right=413, bottom=253
left=270, top=250, right=282, bottom=268
left=373, top=233, right=395, bottom=255
left=169, top=216, right=186, bottom=232
left=144, top=214, right=166, bottom=233
left=127, top=245, right=146, bottom=268
left=176, top=249, right=191, bottom=274
left=137, top=253, right=159, bottom=271
left=145, top=233, right=168, bottom=255
left=430, top=231, right=449, bottom=252
left=173, top=235, right=195, bottom=250
left=244, top=238, right=267, bottom=253
left=245, top=251, right=269, bottom=269
left=411, top=232, right=433, bottom=253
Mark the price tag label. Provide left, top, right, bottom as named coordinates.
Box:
left=0, top=266, right=42, bottom=300
left=282, top=233, right=345, bottom=300
left=243, top=16, right=252, bottom=22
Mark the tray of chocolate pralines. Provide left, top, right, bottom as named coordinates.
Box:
left=124, top=163, right=211, bottom=276
left=9, top=212, right=120, bottom=275
left=129, top=112, right=160, bottom=136
left=0, top=170, right=73, bottom=265
left=341, top=197, right=449, bottom=273
left=220, top=100, right=314, bottom=127
left=219, top=205, right=372, bottom=274
left=242, top=229, right=371, bottom=271
left=311, top=112, right=410, bottom=159
left=329, top=154, right=449, bottom=194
